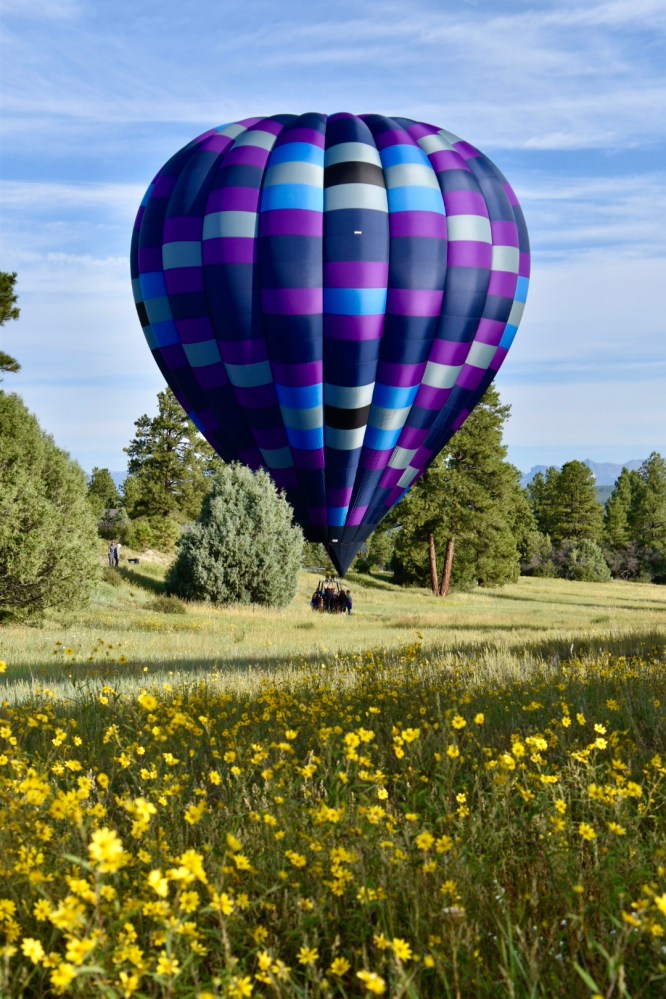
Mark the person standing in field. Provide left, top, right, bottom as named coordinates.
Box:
left=114, top=541, right=121, bottom=567
left=108, top=542, right=116, bottom=567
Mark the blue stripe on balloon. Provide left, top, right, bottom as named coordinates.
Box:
left=260, top=185, right=323, bottom=212
left=286, top=426, right=324, bottom=450
left=275, top=383, right=322, bottom=410
left=144, top=297, right=174, bottom=324
left=372, top=383, right=420, bottom=409
left=139, top=272, right=167, bottom=299
left=387, top=187, right=445, bottom=214
left=150, top=320, right=180, bottom=348
left=323, top=288, right=388, bottom=315
left=327, top=506, right=348, bottom=527
left=500, top=325, right=518, bottom=350
left=267, top=143, right=325, bottom=166
left=364, top=425, right=403, bottom=450
left=380, top=144, right=431, bottom=168
left=183, top=339, right=222, bottom=367
left=515, top=276, right=529, bottom=302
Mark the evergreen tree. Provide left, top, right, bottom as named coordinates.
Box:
left=0, top=272, right=20, bottom=376
left=526, top=468, right=561, bottom=537
left=549, top=460, right=604, bottom=546
left=628, top=452, right=666, bottom=579
left=391, top=386, right=522, bottom=591
left=87, top=467, right=121, bottom=518
left=604, top=467, right=634, bottom=549
left=123, top=388, right=222, bottom=522
left=0, top=392, right=99, bottom=621
left=166, top=465, right=303, bottom=607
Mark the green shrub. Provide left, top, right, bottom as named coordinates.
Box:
left=0, top=392, right=99, bottom=621
left=166, top=464, right=303, bottom=607
left=148, top=594, right=187, bottom=615
left=564, top=538, right=612, bottom=582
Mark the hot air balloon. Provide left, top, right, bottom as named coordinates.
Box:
left=130, top=113, right=529, bottom=575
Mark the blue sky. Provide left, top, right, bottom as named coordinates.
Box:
left=1, top=0, right=664, bottom=474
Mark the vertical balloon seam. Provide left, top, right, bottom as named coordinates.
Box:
left=322, top=112, right=389, bottom=544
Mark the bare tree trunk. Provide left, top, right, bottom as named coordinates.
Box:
left=428, top=534, right=439, bottom=595
left=439, top=535, right=455, bottom=597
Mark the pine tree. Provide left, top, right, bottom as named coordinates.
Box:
left=0, top=392, right=99, bottom=621
left=549, top=461, right=604, bottom=545
left=604, top=468, right=634, bottom=549
left=123, top=388, right=222, bottom=522
left=526, top=468, right=561, bottom=537
left=391, top=386, right=522, bottom=591
left=166, top=465, right=304, bottom=607
left=87, top=467, right=121, bottom=519
left=628, top=452, right=666, bottom=579
left=0, top=272, right=21, bottom=377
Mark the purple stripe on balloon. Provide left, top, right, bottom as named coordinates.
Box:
left=207, top=187, right=260, bottom=212
left=138, top=248, right=163, bottom=272
left=193, top=128, right=217, bottom=143
left=453, top=140, right=481, bottom=162
left=270, top=468, right=297, bottom=491
left=405, top=121, right=439, bottom=140
left=373, top=128, right=413, bottom=149
left=293, top=448, right=325, bottom=470
left=387, top=287, right=443, bottom=317
left=157, top=343, right=188, bottom=368
left=199, top=134, right=235, bottom=154
left=447, top=241, right=492, bottom=268
left=272, top=360, right=322, bottom=386
left=175, top=317, right=212, bottom=343
left=262, top=287, right=323, bottom=315
left=491, top=220, right=519, bottom=246
left=254, top=426, right=289, bottom=450
left=259, top=209, right=323, bottom=237
left=237, top=447, right=263, bottom=468
left=387, top=486, right=404, bottom=506
left=376, top=360, right=425, bottom=387
left=346, top=505, right=368, bottom=526
left=236, top=117, right=263, bottom=128
left=414, top=384, right=452, bottom=411
left=218, top=338, right=268, bottom=364
left=194, top=364, right=230, bottom=390
left=165, top=269, right=205, bottom=295
left=396, top=424, right=429, bottom=449
left=475, top=317, right=506, bottom=346
left=306, top=506, right=328, bottom=527
left=323, top=314, right=384, bottom=341
left=451, top=408, right=470, bottom=432
left=233, top=384, right=276, bottom=408
left=519, top=253, right=531, bottom=278
left=360, top=448, right=392, bottom=470
left=152, top=175, right=177, bottom=199
left=164, top=216, right=202, bottom=241
left=203, top=238, right=257, bottom=265
left=222, top=145, right=269, bottom=168
left=379, top=467, right=403, bottom=489
left=443, top=190, right=487, bottom=216
left=389, top=212, right=446, bottom=239
left=250, top=119, right=283, bottom=137
left=429, top=339, right=471, bottom=366
left=328, top=486, right=354, bottom=506
left=428, top=149, right=470, bottom=173
left=503, top=183, right=520, bottom=207
left=457, top=365, right=486, bottom=391
left=490, top=346, right=507, bottom=372
left=487, top=271, right=517, bottom=299
left=324, top=261, right=389, bottom=288
left=280, top=127, right=326, bottom=147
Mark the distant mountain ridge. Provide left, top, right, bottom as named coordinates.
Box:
left=521, top=459, right=643, bottom=489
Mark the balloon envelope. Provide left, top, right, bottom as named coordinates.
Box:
left=131, top=113, right=529, bottom=575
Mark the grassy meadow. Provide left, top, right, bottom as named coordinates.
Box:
left=1, top=556, right=665, bottom=996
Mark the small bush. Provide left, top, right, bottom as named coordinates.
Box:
left=148, top=594, right=187, bottom=615
left=563, top=539, right=612, bottom=582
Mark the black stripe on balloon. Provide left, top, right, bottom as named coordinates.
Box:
left=324, top=404, right=371, bottom=430
left=323, top=161, right=385, bottom=189
left=136, top=301, right=150, bottom=328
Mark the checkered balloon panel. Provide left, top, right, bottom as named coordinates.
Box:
left=130, top=113, right=530, bottom=574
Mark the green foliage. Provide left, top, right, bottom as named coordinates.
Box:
left=604, top=467, right=634, bottom=549
left=561, top=539, right=612, bottom=582
left=550, top=461, right=604, bottom=545
left=123, top=387, right=223, bottom=522
left=0, top=271, right=21, bottom=376
left=123, top=515, right=182, bottom=553
left=354, top=526, right=396, bottom=574
left=302, top=542, right=336, bottom=574
left=0, top=392, right=99, bottom=621
left=391, top=386, right=523, bottom=589
left=166, top=464, right=304, bottom=607
left=87, top=466, right=121, bottom=519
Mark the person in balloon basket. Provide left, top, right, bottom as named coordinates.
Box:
left=344, top=590, right=352, bottom=615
